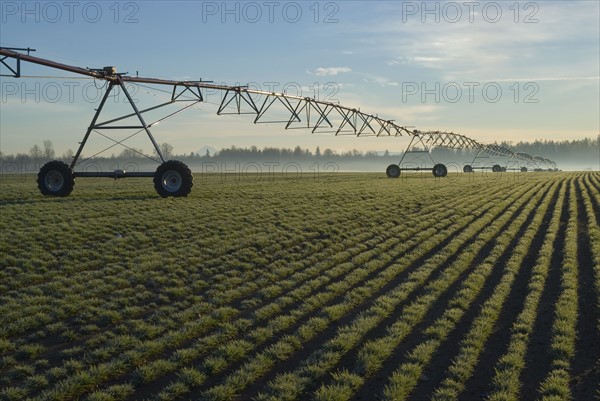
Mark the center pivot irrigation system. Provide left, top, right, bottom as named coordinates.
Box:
left=0, top=48, right=557, bottom=197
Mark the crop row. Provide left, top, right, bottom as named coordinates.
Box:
left=1, top=173, right=596, bottom=401
left=3, top=177, right=506, bottom=396
left=0, top=176, right=520, bottom=399
left=578, top=173, right=600, bottom=400
left=310, top=177, right=558, bottom=401
left=78, top=176, right=522, bottom=400
left=250, top=179, right=549, bottom=400
left=484, top=179, right=568, bottom=401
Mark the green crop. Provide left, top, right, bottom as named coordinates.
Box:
left=0, top=172, right=597, bottom=401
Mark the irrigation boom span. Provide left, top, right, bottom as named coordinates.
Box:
left=0, top=47, right=556, bottom=197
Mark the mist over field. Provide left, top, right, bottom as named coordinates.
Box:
left=1, top=137, right=598, bottom=175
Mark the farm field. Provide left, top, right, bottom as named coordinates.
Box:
left=0, top=171, right=599, bottom=401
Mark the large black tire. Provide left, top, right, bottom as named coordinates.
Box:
left=492, top=164, right=502, bottom=173
left=463, top=165, right=473, bottom=173
left=154, top=160, right=193, bottom=197
left=37, top=160, right=74, bottom=197
left=386, top=164, right=401, bottom=178
left=432, top=163, right=447, bottom=178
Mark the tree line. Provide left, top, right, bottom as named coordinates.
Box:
left=1, top=137, right=597, bottom=165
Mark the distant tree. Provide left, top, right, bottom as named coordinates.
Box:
left=62, top=149, right=75, bottom=160
left=315, top=146, right=321, bottom=157
left=293, top=146, right=303, bottom=158
left=120, top=148, right=144, bottom=159
left=29, top=144, right=43, bottom=159
left=153, top=142, right=173, bottom=160
left=43, top=140, right=55, bottom=159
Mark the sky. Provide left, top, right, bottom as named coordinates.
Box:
left=1, top=0, right=599, bottom=157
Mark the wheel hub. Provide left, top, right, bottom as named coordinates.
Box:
left=45, top=170, right=65, bottom=191
left=162, top=170, right=182, bottom=192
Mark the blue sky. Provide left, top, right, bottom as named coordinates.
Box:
left=1, top=0, right=598, bottom=156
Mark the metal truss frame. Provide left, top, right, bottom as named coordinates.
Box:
left=216, top=87, right=408, bottom=137
left=69, top=78, right=203, bottom=178
left=0, top=47, right=557, bottom=182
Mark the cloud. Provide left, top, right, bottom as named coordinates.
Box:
left=312, top=67, right=352, bottom=76
left=360, top=1, right=599, bottom=81
left=332, top=96, right=442, bottom=123
left=361, top=73, right=399, bottom=87
left=484, top=76, right=600, bottom=82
